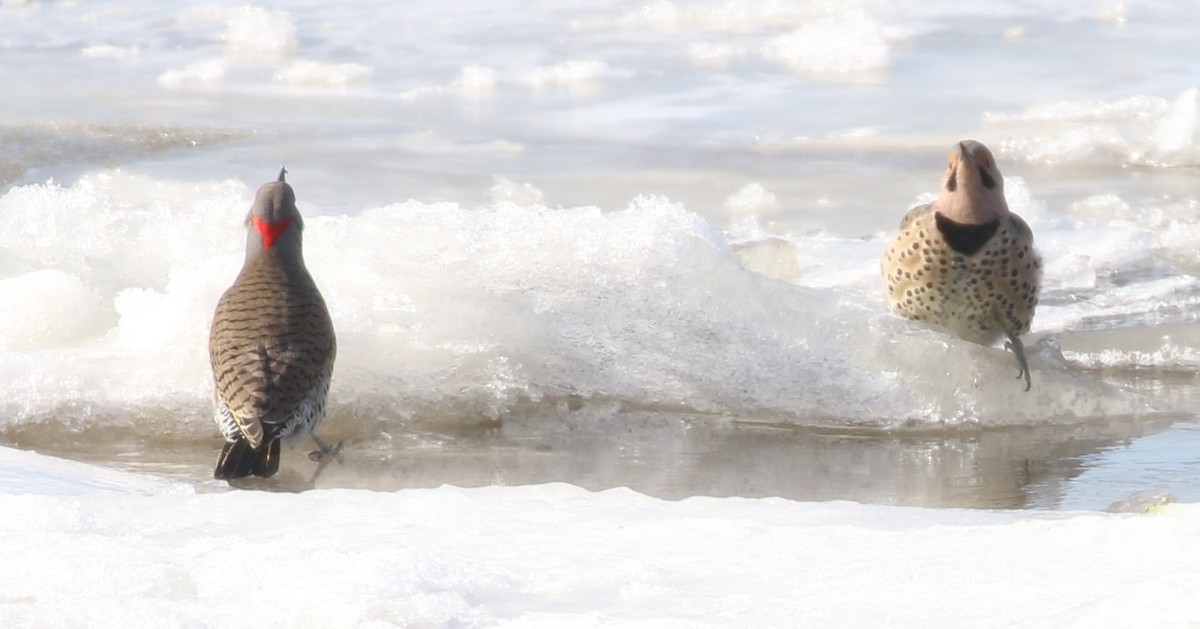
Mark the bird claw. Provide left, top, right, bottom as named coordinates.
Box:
left=308, top=437, right=344, bottom=463
left=305, top=437, right=344, bottom=487
left=1005, top=336, right=1032, bottom=392
left=1014, top=365, right=1030, bottom=390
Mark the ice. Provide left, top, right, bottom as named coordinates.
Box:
left=80, top=44, right=139, bottom=60
left=1153, top=87, right=1198, bottom=153
left=398, top=130, right=524, bottom=155
left=1096, top=1, right=1131, bottom=25
left=0, top=173, right=1156, bottom=439
left=732, top=237, right=802, bottom=285
left=724, top=182, right=780, bottom=218
left=585, top=0, right=903, bottom=80
left=0, top=270, right=103, bottom=350
left=596, top=0, right=863, bottom=34
left=157, top=3, right=382, bottom=95
left=222, top=6, right=297, bottom=62
left=760, top=12, right=892, bottom=78
left=1, top=447, right=1199, bottom=627
left=273, top=60, right=374, bottom=88
left=158, top=57, right=230, bottom=87
left=988, top=88, right=1200, bottom=167
left=686, top=41, right=737, bottom=67
left=400, top=65, right=499, bottom=102
left=0, top=0, right=1198, bottom=522
left=521, top=60, right=608, bottom=95
left=490, top=177, right=545, bottom=206
left=1108, top=489, right=1177, bottom=513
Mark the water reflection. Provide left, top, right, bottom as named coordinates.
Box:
left=309, top=408, right=1185, bottom=509
left=13, top=398, right=1189, bottom=510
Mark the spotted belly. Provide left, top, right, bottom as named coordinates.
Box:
left=882, top=207, right=1040, bottom=345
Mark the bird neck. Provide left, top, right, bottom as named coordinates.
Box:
left=244, top=219, right=303, bottom=266
left=938, top=194, right=1006, bottom=225
left=252, top=215, right=294, bottom=251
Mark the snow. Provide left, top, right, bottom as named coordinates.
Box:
left=2, top=1, right=1200, bottom=622
left=1, top=446, right=1197, bottom=627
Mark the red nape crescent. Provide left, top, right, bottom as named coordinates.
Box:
left=251, top=215, right=294, bottom=250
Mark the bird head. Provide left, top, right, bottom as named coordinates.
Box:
left=936, top=140, right=1009, bottom=224
left=244, top=167, right=304, bottom=261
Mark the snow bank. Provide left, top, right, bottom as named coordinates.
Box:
left=0, top=447, right=1197, bottom=627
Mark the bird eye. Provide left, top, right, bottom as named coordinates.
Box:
left=978, top=166, right=996, bottom=190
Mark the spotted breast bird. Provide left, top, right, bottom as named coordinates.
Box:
left=882, top=140, right=1041, bottom=390
left=209, top=168, right=339, bottom=479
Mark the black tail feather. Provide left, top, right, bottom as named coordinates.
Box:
left=214, top=438, right=281, bottom=480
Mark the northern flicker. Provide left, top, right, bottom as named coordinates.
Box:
left=209, top=168, right=339, bottom=479
left=881, top=140, right=1041, bottom=390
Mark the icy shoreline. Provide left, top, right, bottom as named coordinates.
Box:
left=1, top=446, right=1197, bottom=627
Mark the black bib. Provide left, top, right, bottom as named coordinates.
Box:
left=935, top=212, right=999, bottom=256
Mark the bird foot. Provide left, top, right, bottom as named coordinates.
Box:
left=308, top=437, right=344, bottom=463
left=306, top=436, right=344, bottom=487
left=1004, top=335, right=1032, bottom=392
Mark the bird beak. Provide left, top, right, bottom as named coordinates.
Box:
left=957, top=141, right=987, bottom=168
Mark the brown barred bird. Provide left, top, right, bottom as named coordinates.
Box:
left=881, top=140, right=1041, bottom=390
left=209, top=168, right=339, bottom=479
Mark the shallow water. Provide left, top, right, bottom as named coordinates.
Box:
left=17, top=371, right=1197, bottom=510
left=2, top=0, right=1199, bottom=509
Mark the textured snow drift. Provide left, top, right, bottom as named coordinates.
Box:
left=1, top=447, right=1197, bottom=628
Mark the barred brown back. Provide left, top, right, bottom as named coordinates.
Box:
left=210, top=252, right=336, bottom=449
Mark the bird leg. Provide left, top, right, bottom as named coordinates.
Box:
left=1004, top=333, right=1032, bottom=392
left=306, top=434, right=344, bottom=485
